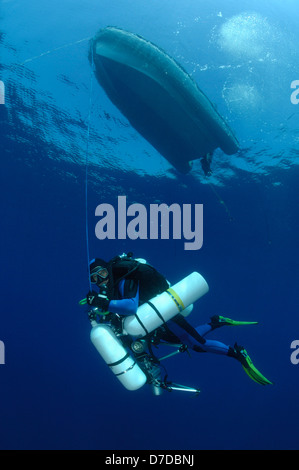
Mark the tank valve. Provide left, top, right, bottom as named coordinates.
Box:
left=131, top=340, right=147, bottom=354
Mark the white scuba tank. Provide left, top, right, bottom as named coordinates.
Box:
left=135, top=257, right=194, bottom=317
left=90, top=324, right=147, bottom=391
left=123, top=271, right=209, bottom=338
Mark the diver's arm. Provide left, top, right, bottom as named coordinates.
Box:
left=108, top=281, right=139, bottom=315
left=108, top=297, right=138, bottom=315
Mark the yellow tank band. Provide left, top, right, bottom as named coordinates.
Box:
left=166, top=288, right=185, bottom=312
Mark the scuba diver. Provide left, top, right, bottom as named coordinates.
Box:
left=86, top=254, right=272, bottom=387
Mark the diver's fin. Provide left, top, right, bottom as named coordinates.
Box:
left=233, top=344, right=273, bottom=386
left=210, top=315, right=258, bottom=329
left=241, top=364, right=273, bottom=385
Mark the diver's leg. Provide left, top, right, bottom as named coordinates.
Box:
left=170, top=319, right=272, bottom=385
left=195, top=323, right=213, bottom=337
left=194, top=342, right=273, bottom=385
left=168, top=319, right=230, bottom=355
left=193, top=339, right=230, bottom=355
left=195, top=315, right=258, bottom=337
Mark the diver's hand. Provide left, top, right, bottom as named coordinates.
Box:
left=86, top=291, right=110, bottom=311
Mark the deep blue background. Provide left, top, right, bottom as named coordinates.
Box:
left=0, top=0, right=298, bottom=450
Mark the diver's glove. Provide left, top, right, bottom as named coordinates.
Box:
left=86, top=290, right=110, bottom=312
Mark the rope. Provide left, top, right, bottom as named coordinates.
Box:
left=19, top=37, right=91, bottom=66
left=85, top=41, right=95, bottom=291
left=12, top=34, right=96, bottom=289
left=207, top=179, right=234, bottom=222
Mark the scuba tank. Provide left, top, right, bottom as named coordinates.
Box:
left=90, top=324, right=147, bottom=391
left=123, top=272, right=209, bottom=338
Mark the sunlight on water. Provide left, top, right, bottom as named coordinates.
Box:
left=2, top=7, right=298, bottom=186
left=218, top=12, right=278, bottom=60
left=222, top=82, right=261, bottom=114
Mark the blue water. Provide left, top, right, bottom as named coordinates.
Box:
left=1, top=0, right=298, bottom=450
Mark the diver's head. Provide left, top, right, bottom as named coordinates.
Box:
left=89, top=258, right=109, bottom=287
